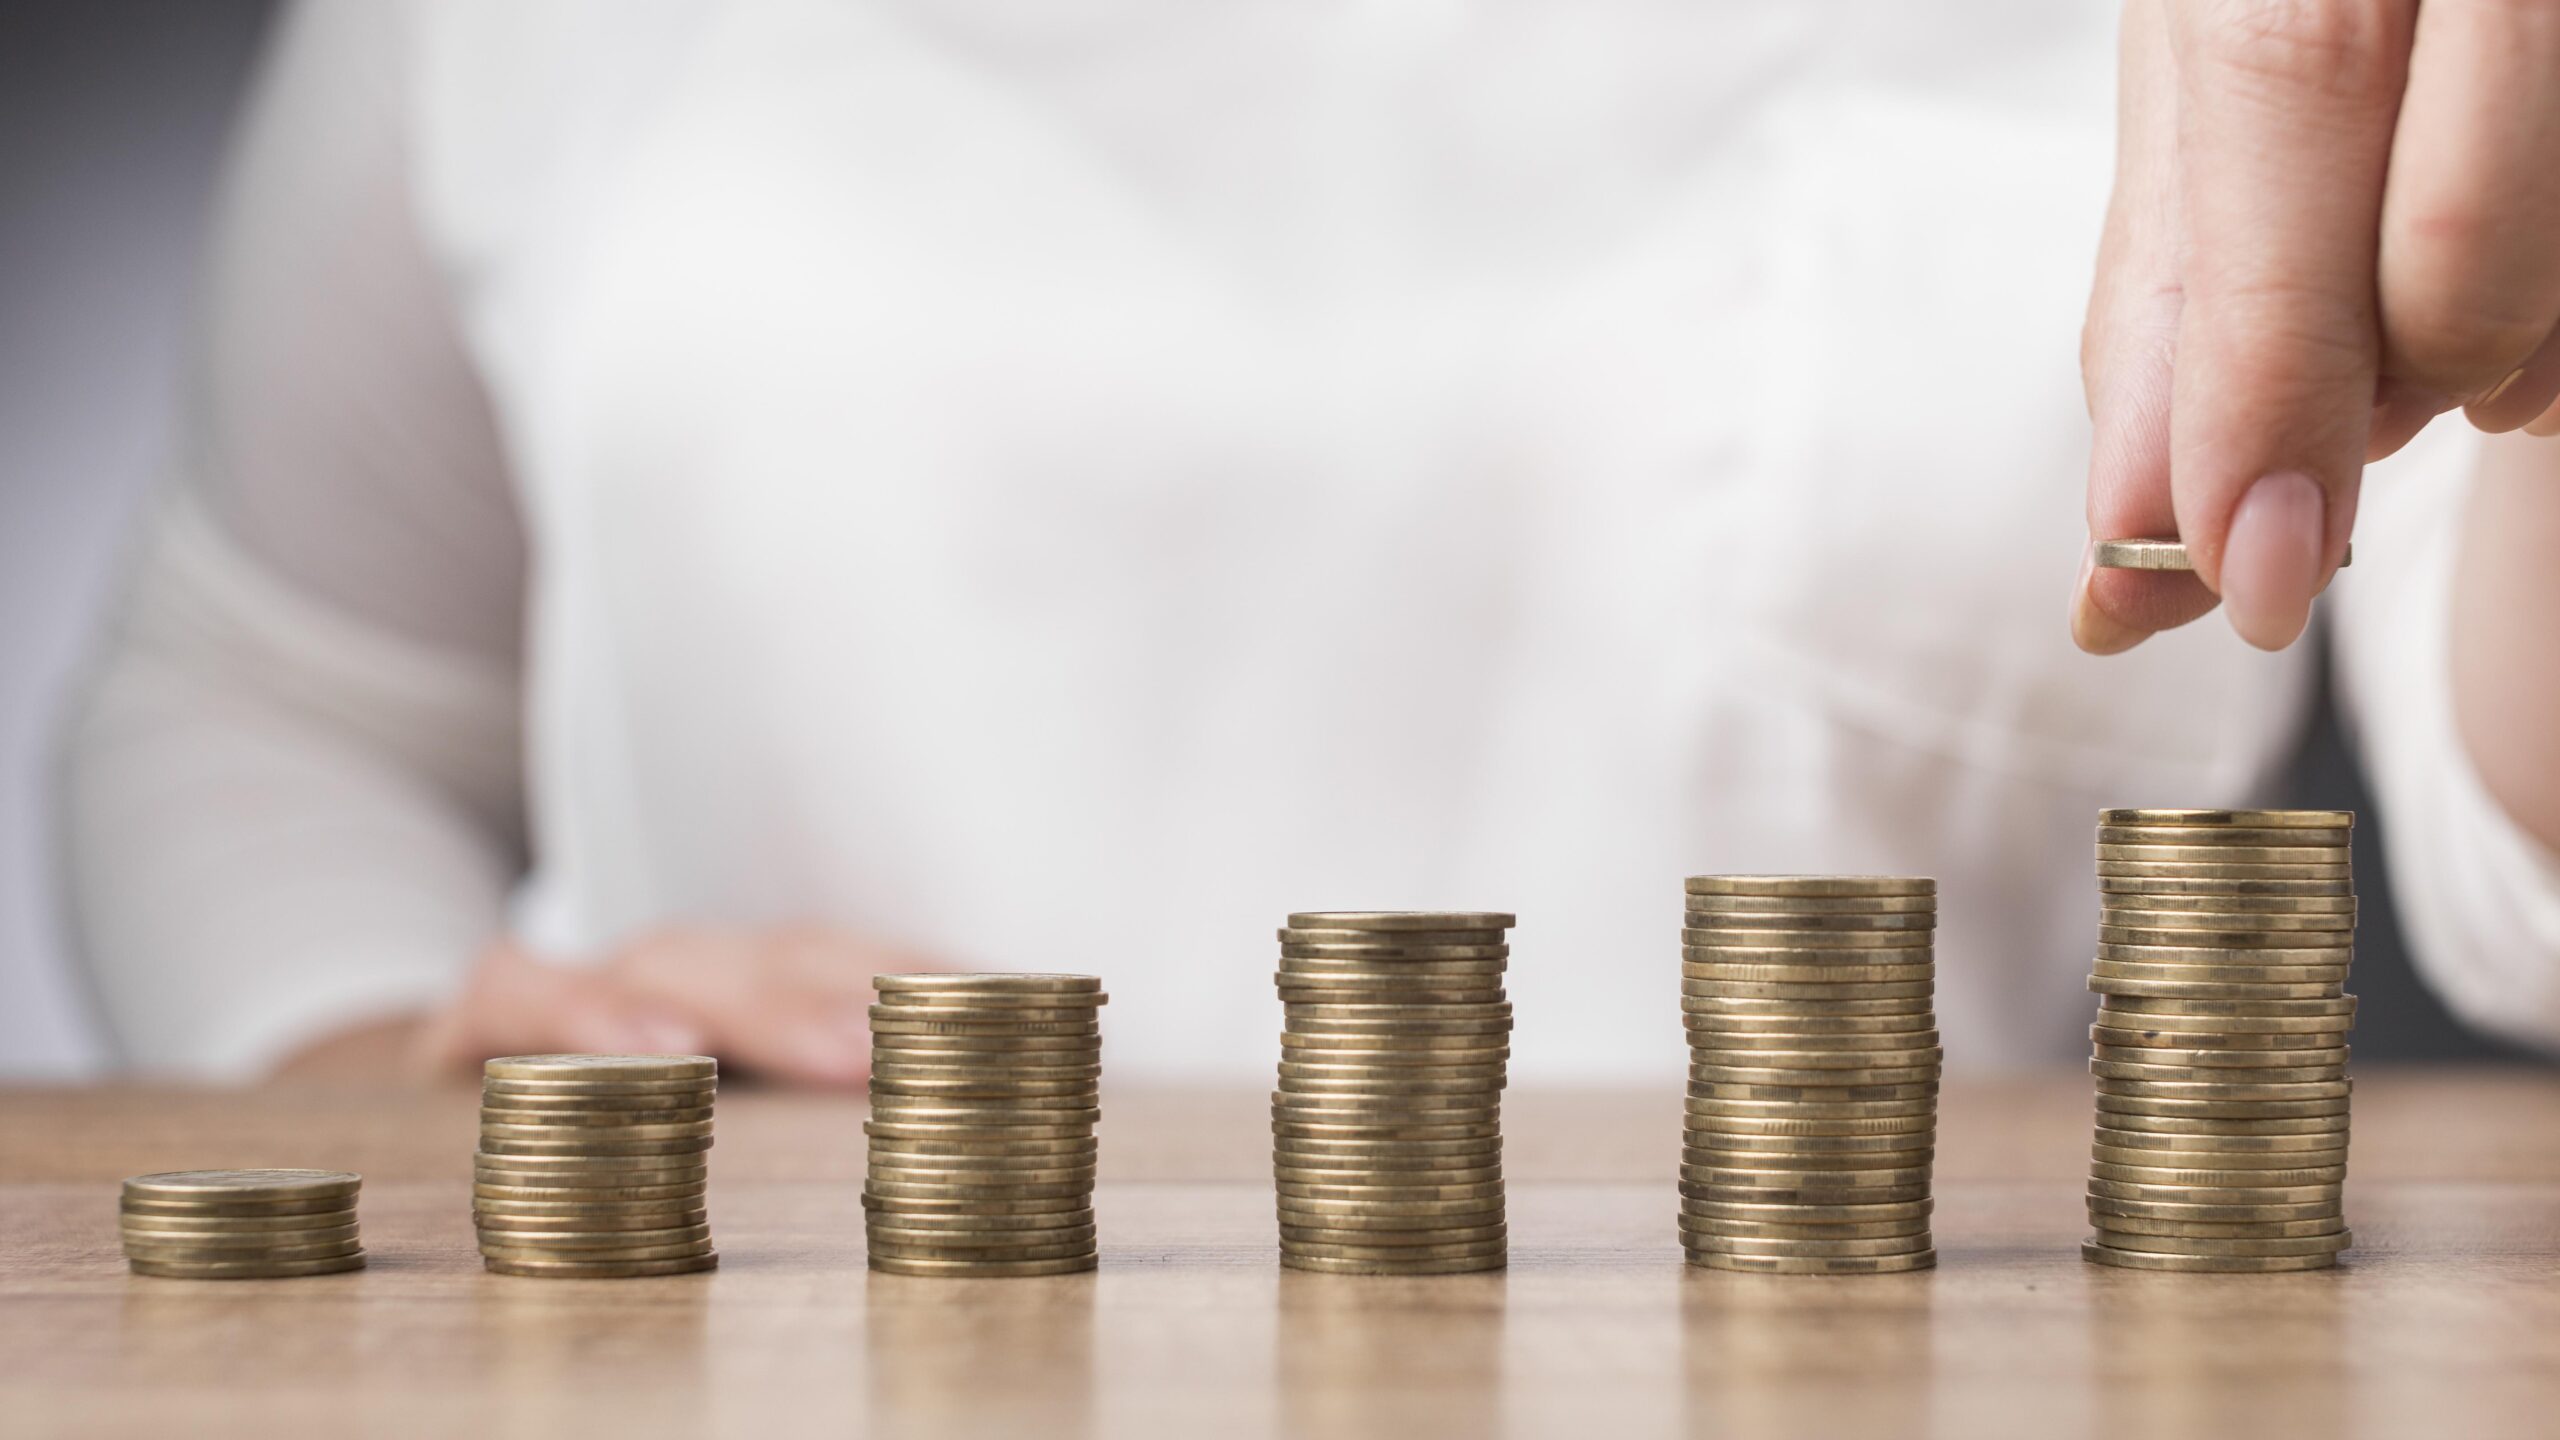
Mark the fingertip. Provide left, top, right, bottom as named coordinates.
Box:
left=2071, top=564, right=2150, bottom=656
left=2220, top=472, right=2328, bottom=650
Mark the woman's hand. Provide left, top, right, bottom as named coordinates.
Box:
left=2075, top=0, right=2560, bottom=654
left=410, top=926, right=943, bottom=1086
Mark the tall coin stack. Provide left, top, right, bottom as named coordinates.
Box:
left=2083, top=808, right=2356, bottom=1272
left=1271, top=910, right=1515, bottom=1276
left=864, top=974, right=1106, bottom=1277
left=475, top=1054, right=720, bottom=1278
left=120, top=1169, right=366, bottom=1279
left=1680, top=876, right=1942, bottom=1275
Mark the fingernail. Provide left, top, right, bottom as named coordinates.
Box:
left=2220, top=472, right=2327, bottom=651
left=2070, top=550, right=2148, bottom=656
left=2474, top=367, right=2528, bottom=409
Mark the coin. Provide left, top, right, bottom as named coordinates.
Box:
left=119, top=1208, right=359, bottom=1233
left=2087, top=1194, right=2342, bottom=1223
left=1682, top=963, right=1937, bottom=986
left=1683, top=1250, right=1936, bottom=1274
left=866, top=1209, right=1094, bottom=1233
left=482, top=1055, right=717, bottom=1083
left=122, top=1170, right=360, bottom=1204
left=2096, top=844, right=2349, bottom=867
left=2079, top=1241, right=2335, bottom=1272
left=474, top=1208, right=709, bottom=1231
left=483, top=1253, right=719, bottom=1278
left=2099, top=875, right=2355, bottom=898
left=1679, top=1231, right=1933, bottom=1258
left=868, top=1253, right=1097, bottom=1277
left=1279, top=1253, right=1505, bottom=1275
left=877, top=973, right=1102, bottom=995
left=1279, top=1222, right=1509, bottom=1248
left=1280, top=927, right=1507, bottom=946
left=124, top=1238, right=363, bottom=1263
left=1686, top=1096, right=1937, bottom=1121
left=1683, top=980, right=1934, bottom=1001
left=2092, top=1059, right=2342, bottom=1085
left=127, top=1254, right=368, bottom=1280
left=120, top=1229, right=361, bottom=1256
left=481, top=1088, right=719, bottom=1111
left=2090, top=1144, right=2347, bottom=1172
left=2097, top=825, right=2353, bottom=848
left=2088, top=1228, right=2351, bottom=1257
left=1682, top=925, right=1934, bottom=948
left=2090, top=1024, right=2348, bottom=1050
left=1683, top=876, right=1935, bottom=898
left=2089, top=1127, right=2346, bottom=1153
left=2098, top=808, right=2354, bottom=829
left=1686, top=1129, right=1935, bottom=1154
left=2098, top=861, right=2351, bottom=880
left=1682, top=1215, right=1932, bottom=1240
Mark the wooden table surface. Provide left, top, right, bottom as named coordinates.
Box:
left=5, top=1069, right=2559, bottom=1439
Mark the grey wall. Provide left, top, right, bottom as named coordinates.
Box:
left=0, top=0, right=277, bottom=1074
left=0, top=0, right=2521, bottom=1074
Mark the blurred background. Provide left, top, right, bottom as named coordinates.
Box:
left=0, top=0, right=2526, bottom=1077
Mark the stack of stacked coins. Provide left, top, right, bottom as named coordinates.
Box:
left=2083, top=808, right=2357, bottom=1272
left=120, top=1170, right=366, bottom=1279
left=1679, top=876, right=1942, bottom=1275
left=474, top=1055, right=720, bottom=1278
left=1270, top=910, right=1515, bottom=1276
left=863, top=974, right=1107, bottom=1277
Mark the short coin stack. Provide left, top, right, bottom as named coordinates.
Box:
left=863, top=974, right=1106, bottom=1277
left=1680, top=876, right=1942, bottom=1274
left=1271, top=910, right=1515, bottom=1276
left=474, top=1054, right=720, bottom=1278
left=120, top=1169, right=366, bottom=1279
left=2083, top=808, right=2356, bottom=1273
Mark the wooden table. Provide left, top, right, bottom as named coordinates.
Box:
left=4, top=1070, right=2558, bottom=1438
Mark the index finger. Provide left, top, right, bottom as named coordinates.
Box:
left=2166, top=0, right=2413, bottom=648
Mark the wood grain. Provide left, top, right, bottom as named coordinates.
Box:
left=2, top=1069, right=2557, bottom=1438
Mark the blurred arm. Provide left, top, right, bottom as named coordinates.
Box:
left=2330, top=430, right=2560, bottom=1051
left=63, top=0, right=529, bottom=1076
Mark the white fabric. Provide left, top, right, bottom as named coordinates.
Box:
left=66, top=0, right=2560, bottom=1076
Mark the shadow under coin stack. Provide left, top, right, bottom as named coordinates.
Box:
left=120, top=1169, right=366, bottom=1279
left=1271, top=911, right=1516, bottom=1276
left=474, top=1054, right=720, bottom=1277
left=1680, top=876, right=1942, bottom=1274
left=2084, top=808, right=2356, bottom=1272
left=863, top=974, right=1107, bottom=1277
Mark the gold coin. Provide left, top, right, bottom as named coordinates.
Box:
left=861, top=1030, right=1102, bottom=1052
left=1690, top=1080, right=1938, bottom=1103
left=122, top=1170, right=360, bottom=1204
left=1678, top=1231, right=1932, bottom=1258
left=1280, top=1238, right=1507, bottom=1263
left=1683, top=876, right=1935, bottom=898
left=124, top=1238, right=363, bottom=1263
left=1684, top=1249, right=1935, bottom=1274
left=869, top=1162, right=1098, bottom=1187
left=863, top=1209, right=1093, bottom=1233
left=1278, top=1253, right=1503, bottom=1275
left=1273, top=1149, right=1502, bottom=1173
left=1277, top=1078, right=1504, bottom=1099
left=1684, top=1147, right=1933, bottom=1173
left=2097, top=928, right=2351, bottom=957
left=1274, top=1162, right=1502, bottom=1186
left=870, top=1061, right=1105, bottom=1084
left=2086, top=1194, right=2341, bottom=1223
left=2098, top=861, right=2351, bottom=880
left=862, top=1179, right=1094, bottom=1202
left=2088, top=1228, right=2350, bottom=1257
left=1682, top=1162, right=1931, bottom=1188
left=483, top=1253, right=719, bottom=1278
left=870, top=1009, right=1100, bottom=1030
left=128, top=1254, right=367, bottom=1280
left=475, top=1207, right=709, bottom=1230
left=1278, top=942, right=1509, bottom=961
left=473, top=1159, right=709, bottom=1185
left=1685, top=1096, right=1936, bottom=1121
left=1686, top=1029, right=1944, bottom=1053
left=119, top=1208, right=358, bottom=1233
left=2096, top=843, right=2348, bottom=866
left=2091, top=1059, right=2342, bottom=1085
left=867, top=1221, right=1099, bottom=1248
left=481, top=1081, right=716, bottom=1101
left=481, top=1077, right=718, bottom=1099
left=1684, top=1013, right=1937, bottom=1038
left=866, top=1150, right=1100, bottom=1176
left=1276, top=985, right=1505, bottom=1007
left=1682, top=909, right=1936, bottom=932
left=482, top=1055, right=716, bottom=1083
left=1688, top=1066, right=1938, bottom=1091
left=2092, top=962, right=2349, bottom=989
left=2093, top=1096, right=2348, bottom=1120
left=863, top=1132, right=1097, bottom=1158
left=876, top=973, right=1102, bottom=994
left=1680, top=927, right=1933, bottom=949
left=868, top=1005, right=1102, bottom=1027
left=1275, top=1044, right=1512, bottom=1069
left=1275, top=1195, right=1507, bottom=1221
left=2089, top=977, right=2344, bottom=1003
left=1281, top=1028, right=1512, bottom=1050
left=1276, top=1179, right=1506, bottom=1203
left=118, top=1195, right=353, bottom=1218
left=2089, top=1160, right=2347, bottom=1188
left=1681, top=963, right=1936, bottom=985
left=2080, top=1241, right=2334, bottom=1272
left=2100, top=904, right=2355, bottom=932
left=871, top=1079, right=1099, bottom=1101
left=872, top=995, right=1109, bottom=1016
left=2093, top=944, right=2353, bottom=970
left=1685, top=1129, right=1934, bottom=1154
left=1684, top=1045, right=1943, bottom=1069
left=1683, top=980, right=1934, bottom=1001
left=481, top=1118, right=715, bottom=1141
left=1685, top=1114, right=1936, bottom=1140
left=1273, top=1121, right=1502, bottom=1143
left=2091, top=1023, right=2348, bottom=1049
left=1684, top=995, right=1935, bottom=1018
left=471, top=1182, right=706, bottom=1206
left=1278, top=1222, right=1507, bottom=1248
left=2099, top=875, right=2353, bottom=898
left=473, top=1223, right=712, bottom=1250
left=861, top=1192, right=1090, bottom=1216
left=1681, top=1214, right=1931, bottom=1240
left=478, top=1107, right=717, bottom=1131
left=1683, top=1180, right=1931, bottom=1206
left=1684, top=893, right=1937, bottom=915
left=2098, top=825, right=2352, bottom=848
left=2093, top=1112, right=2347, bottom=1138
left=1286, top=911, right=1514, bottom=931
left=2099, top=895, right=2356, bottom=921
left=1271, top=1091, right=1499, bottom=1114
left=2098, top=993, right=2354, bottom=1019
left=2093, top=1213, right=2344, bottom=1240
left=865, top=1104, right=1099, bottom=1127
left=2090, top=1144, right=2346, bottom=1172
left=2090, top=1127, right=2347, bottom=1154
left=120, top=1225, right=361, bottom=1252
left=1280, top=927, right=1507, bottom=946
left=868, top=1235, right=1096, bottom=1264
left=867, top=1253, right=1096, bottom=1277
left=2098, top=807, right=2353, bottom=829
left=478, top=1139, right=713, bottom=1160
left=2087, top=1178, right=2341, bottom=1204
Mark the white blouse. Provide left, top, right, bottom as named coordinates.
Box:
left=67, top=0, right=2560, bottom=1076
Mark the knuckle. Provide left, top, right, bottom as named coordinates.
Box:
left=2190, top=0, right=2409, bottom=102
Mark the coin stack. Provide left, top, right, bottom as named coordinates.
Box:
left=2083, top=808, right=2356, bottom=1273
left=474, top=1054, right=720, bottom=1278
left=120, top=1169, right=366, bottom=1279
left=1679, top=876, right=1942, bottom=1275
left=863, top=974, right=1106, bottom=1277
left=1270, top=910, right=1515, bottom=1276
